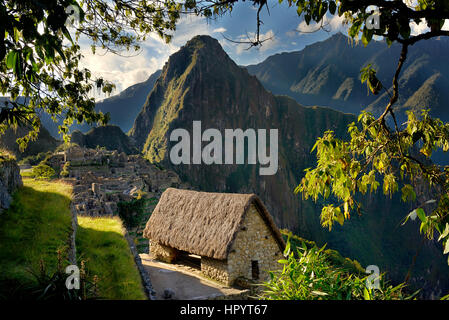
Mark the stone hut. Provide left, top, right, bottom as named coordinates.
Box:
left=143, top=188, right=285, bottom=286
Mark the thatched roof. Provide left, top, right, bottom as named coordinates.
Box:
left=143, top=188, right=285, bottom=260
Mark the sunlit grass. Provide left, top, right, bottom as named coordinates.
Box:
left=76, top=216, right=146, bottom=300
left=0, top=178, right=73, bottom=290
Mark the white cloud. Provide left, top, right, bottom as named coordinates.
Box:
left=79, top=47, right=161, bottom=100
left=79, top=15, right=225, bottom=99
left=213, top=27, right=227, bottom=33
left=410, top=18, right=430, bottom=36
left=408, top=18, right=449, bottom=35
left=234, top=29, right=279, bottom=55
left=443, top=19, right=449, bottom=31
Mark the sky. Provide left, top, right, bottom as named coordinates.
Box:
left=77, top=1, right=449, bottom=99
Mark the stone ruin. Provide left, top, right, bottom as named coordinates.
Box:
left=48, top=145, right=188, bottom=217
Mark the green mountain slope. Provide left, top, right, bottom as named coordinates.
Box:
left=0, top=125, right=60, bottom=159
left=36, top=69, right=162, bottom=138
left=246, top=33, right=449, bottom=123
left=129, top=35, right=449, bottom=297
left=71, top=125, right=138, bottom=155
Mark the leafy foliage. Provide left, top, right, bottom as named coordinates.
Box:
left=60, top=161, right=70, bottom=177
left=6, top=250, right=98, bottom=300
left=0, top=0, right=185, bottom=149
left=117, top=194, right=157, bottom=228
left=18, top=151, right=52, bottom=166
left=31, top=163, right=56, bottom=180
left=280, top=230, right=365, bottom=275
left=117, top=197, right=146, bottom=228
left=262, top=238, right=414, bottom=300
left=0, top=250, right=98, bottom=300
left=297, top=108, right=449, bottom=263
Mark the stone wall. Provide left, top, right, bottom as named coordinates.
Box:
left=126, top=232, right=156, bottom=300
left=201, top=257, right=230, bottom=285
left=0, top=158, right=23, bottom=214
left=226, top=204, right=283, bottom=284
left=150, top=241, right=179, bottom=263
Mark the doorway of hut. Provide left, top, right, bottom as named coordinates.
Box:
left=176, top=250, right=202, bottom=270
left=251, top=260, right=260, bottom=280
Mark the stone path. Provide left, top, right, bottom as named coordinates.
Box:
left=139, top=254, right=248, bottom=300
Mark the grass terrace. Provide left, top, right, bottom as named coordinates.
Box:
left=0, top=178, right=73, bottom=297
left=76, top=216, right=146, bottom=300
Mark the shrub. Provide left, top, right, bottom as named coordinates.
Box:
left=0, top=249, right=99, bottom=300
left=32, top=164, right=56, bottom=180
left=261, top=239, right=416, bottom=300
left=0, top=149, right=16, bottom=161
left=280, top=229, right=365, bottom=275
left=18, top=151, right=51, bottom=166
left=60, top=161, right=70, bottom=178
left=55, top=142, right=79, bottom=152
left=117, top=197, right=146, bottom=228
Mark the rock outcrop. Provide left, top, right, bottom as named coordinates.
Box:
left=0, top=157, right=23, bottom=213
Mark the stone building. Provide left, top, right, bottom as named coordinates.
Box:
left=143, top=188, right=285, bottom=286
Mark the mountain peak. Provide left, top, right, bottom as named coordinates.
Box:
left=185, top=34, right=222, bottom=48
left=326, top=31, right=348, bottom=43
left=179, top=34, right=228, bottom=60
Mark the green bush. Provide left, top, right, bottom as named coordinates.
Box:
left=261, top=240, right=416, bottom=300
left=55, top=142, right=79, bottom=152
left=60, top=161, right=70, bottom=178
left=18, top=151, right=51, bottom=166
left=280, top=229, right=365, bottom=275
left=117, top=197, right=146, bottom=228
left=32, top=164, right=56, bottom=180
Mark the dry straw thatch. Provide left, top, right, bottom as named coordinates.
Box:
left=143, top=188, right=285, bottom=260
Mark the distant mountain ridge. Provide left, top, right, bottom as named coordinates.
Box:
left=71, top=125, right=138, bottom=155
left=0, top=125, right=60, bottom=159
left=35, top=69, right=162, bottom=138
left=246, top=32, right=449, bottom=122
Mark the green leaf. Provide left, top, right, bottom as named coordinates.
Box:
left=6, top=51, right=16, bottom=69
left=363, top=287, right=371, bottom=300
left=329, top=1, right=337, bottom=15
left=362, top=27, right=373, bottom=47
left=416, top=208, right=426, bottom=223
left=444, top=240, right=449, bottom=255
left=401, top=184, right=416, bottom=202
left=402, top=209, right=417, bottom=226
left=283, top=238, right=291, bottom=257
left=277, top=259, right=289, bottom=264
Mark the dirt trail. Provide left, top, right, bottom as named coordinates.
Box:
left=139, top=254, right=247, bottom=300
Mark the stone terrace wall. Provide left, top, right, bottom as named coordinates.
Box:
left=226, top=204, right=283, bottom=284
